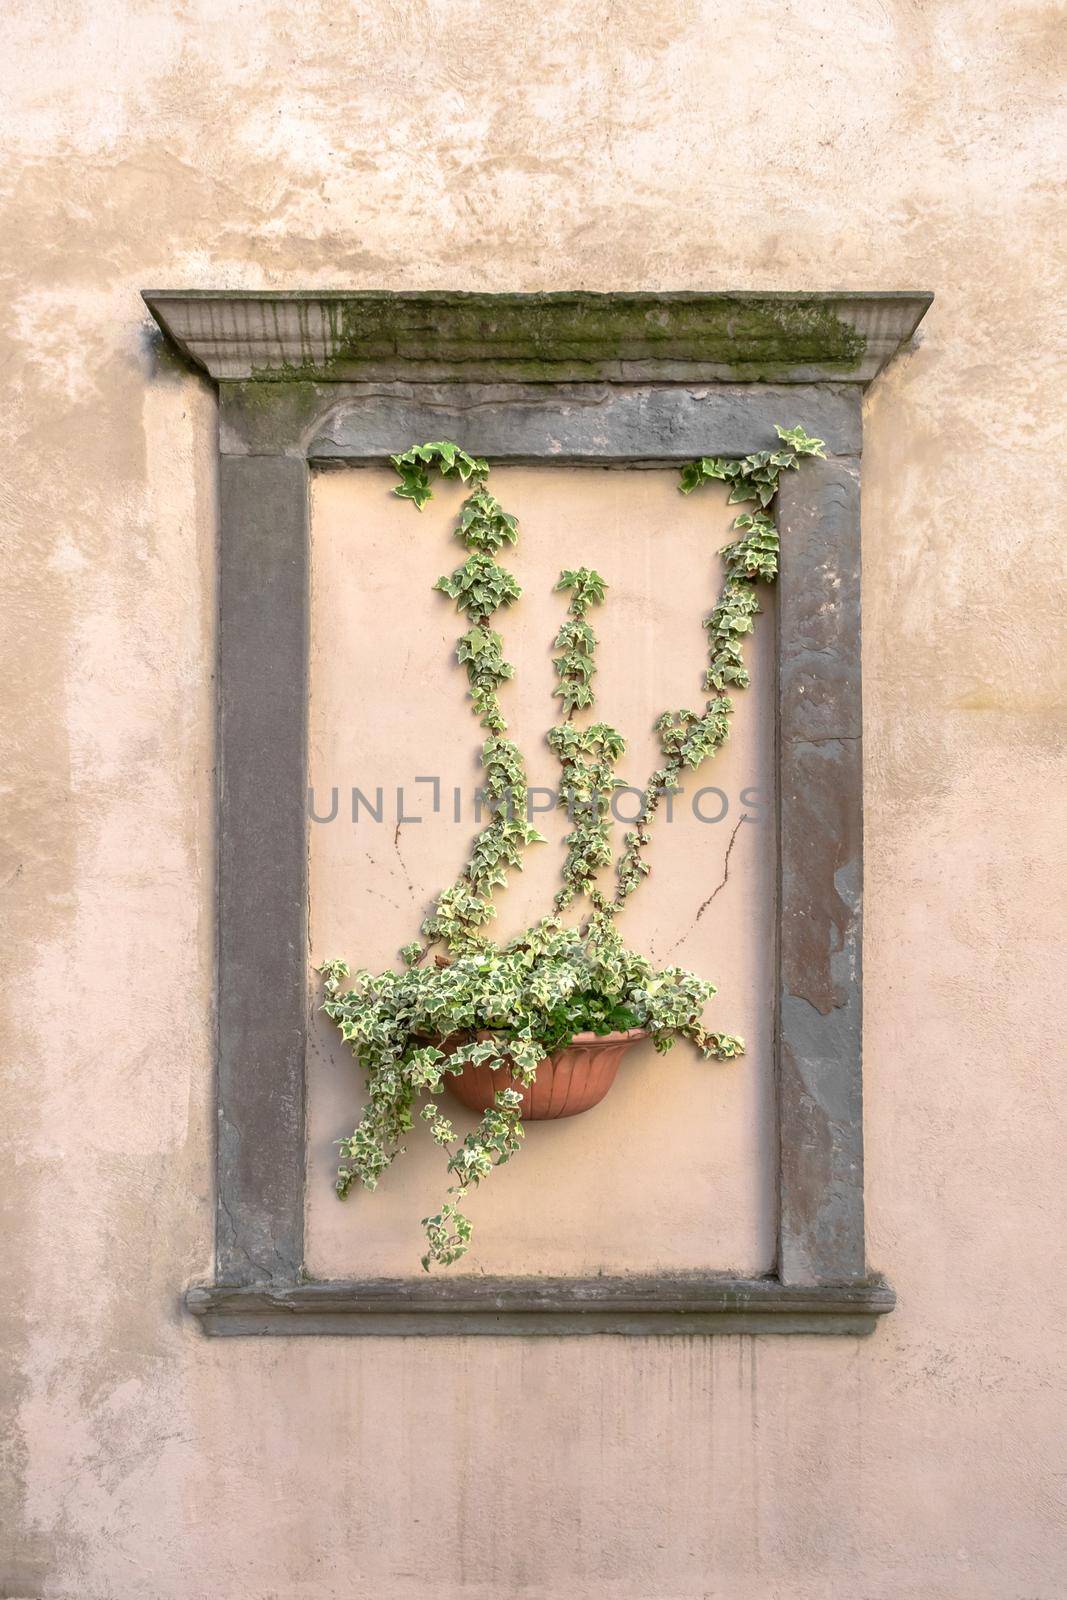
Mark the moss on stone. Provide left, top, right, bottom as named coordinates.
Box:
left=241, top=291, right=867, bottom=382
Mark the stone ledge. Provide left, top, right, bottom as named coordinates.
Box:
left=186, top=1272, right=896, bottom=1337
left=143, top=289, right=933, bottom=385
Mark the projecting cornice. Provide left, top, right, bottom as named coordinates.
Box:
left=142, top=289, right=932, bottom=386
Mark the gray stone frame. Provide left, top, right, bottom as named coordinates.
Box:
left=145, top=291, right=931, bottom=1336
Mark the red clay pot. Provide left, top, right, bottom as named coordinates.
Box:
left=444, top=1029, right=647, bottom=1120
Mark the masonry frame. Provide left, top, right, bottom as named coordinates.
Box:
left=143, top=290, right=932, bottom=1336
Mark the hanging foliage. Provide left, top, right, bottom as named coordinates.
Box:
left=321, top=426, right=826, bottom=1268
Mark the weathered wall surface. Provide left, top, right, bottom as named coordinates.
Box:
left=2, top=2, right=1064, bottom=1597
left=309, top=467, right=774, bottom=1278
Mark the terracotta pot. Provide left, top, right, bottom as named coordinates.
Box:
left=443, top=1029, right=647, bottom=1120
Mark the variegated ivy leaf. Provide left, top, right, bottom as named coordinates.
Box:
left=775, top=424, right=826, bottom=457
left=555, top=567, right=608, bottom=613
left=390, top=442, right=489, bottom=510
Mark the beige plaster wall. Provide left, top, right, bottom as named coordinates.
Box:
left=308, top=466, right=774, bottom=1277
left=2, top=2, right=1065, bottom=1596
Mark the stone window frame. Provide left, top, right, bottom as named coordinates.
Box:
left=144, top=291, right=931, bottom=1336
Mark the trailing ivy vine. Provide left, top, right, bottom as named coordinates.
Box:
left=321, top=425, right=826, bottom=1268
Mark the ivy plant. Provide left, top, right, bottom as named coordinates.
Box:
left=321, top=428, right=826, bottom=1268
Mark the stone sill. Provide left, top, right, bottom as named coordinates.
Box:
left=186, top=1273, right=896, bottom=1337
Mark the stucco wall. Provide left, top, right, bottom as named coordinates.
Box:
left=2, top=2, right=1065, bottom=1597
left=308, top=467, right=774, bottom=1277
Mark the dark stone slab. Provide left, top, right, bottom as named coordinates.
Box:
left=216, top=379, right=862, bottom=462
left=775, top=458, right=865, bottom=1285
left=217, top=455, right=309, bottom=1283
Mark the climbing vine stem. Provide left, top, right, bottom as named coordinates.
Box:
left=613, top=425, right=825, bottom=911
